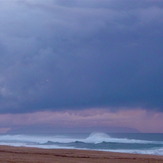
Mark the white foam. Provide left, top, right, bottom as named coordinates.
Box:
left=0, top=134, right=77, bottom=144
left=83, top=132, right=161, bottom=144
left=0, top=133, right=163, bottom=156
left=0, top=133, right=161, bottom=145
left=107, top=147, right=163, bottom=156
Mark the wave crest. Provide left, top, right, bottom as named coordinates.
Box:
left=85, top=132, right=111, bottom=144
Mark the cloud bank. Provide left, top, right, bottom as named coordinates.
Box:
left=0, top=109, right=163, bottom=133
left=0, top=0, right=162, bottom=113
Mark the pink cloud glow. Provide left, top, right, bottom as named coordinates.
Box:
left=0, top=108, right=163, bottom=133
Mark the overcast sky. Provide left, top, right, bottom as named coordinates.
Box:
left=0, top=0, right=162, bottom=133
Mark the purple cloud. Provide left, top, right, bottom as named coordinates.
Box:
left=0, top=0, right=162, bottom=113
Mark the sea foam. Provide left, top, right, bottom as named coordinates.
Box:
left=0, top=133, right=163, bottom=155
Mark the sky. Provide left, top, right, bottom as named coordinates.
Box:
left=0, top=0, right=163, bottom=133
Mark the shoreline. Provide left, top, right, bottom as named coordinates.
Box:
left=0, top=145, right=163, bottom=163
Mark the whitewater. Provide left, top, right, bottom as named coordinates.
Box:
left=0, top=132, right=163, bottom=156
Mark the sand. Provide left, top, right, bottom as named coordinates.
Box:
left=0, top=146, right=163, bottom=163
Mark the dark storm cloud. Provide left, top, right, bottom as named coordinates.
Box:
left=0, top=0, right=162, bottom=113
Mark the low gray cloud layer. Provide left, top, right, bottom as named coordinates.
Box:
left=0, top=0, right=162, bottom=113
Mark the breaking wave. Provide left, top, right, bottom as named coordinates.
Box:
left=0, top=132, right=160, bottom=144
left=83, top=132, right=159, bottom=144
left=0, top=132, right=163, bottom=155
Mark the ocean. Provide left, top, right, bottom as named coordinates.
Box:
left=0, top=132, right=163, bottom=155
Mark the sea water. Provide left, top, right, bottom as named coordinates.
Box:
left=0, top=132, right=163, bottom=155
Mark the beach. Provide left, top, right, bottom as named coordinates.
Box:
left=0, top=146, right=163, bottom=163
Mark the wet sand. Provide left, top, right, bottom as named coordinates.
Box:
left=0, top=145, right=163, bottom=163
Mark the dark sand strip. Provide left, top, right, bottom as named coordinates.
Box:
left=0, top=146, right=163, bottom=163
